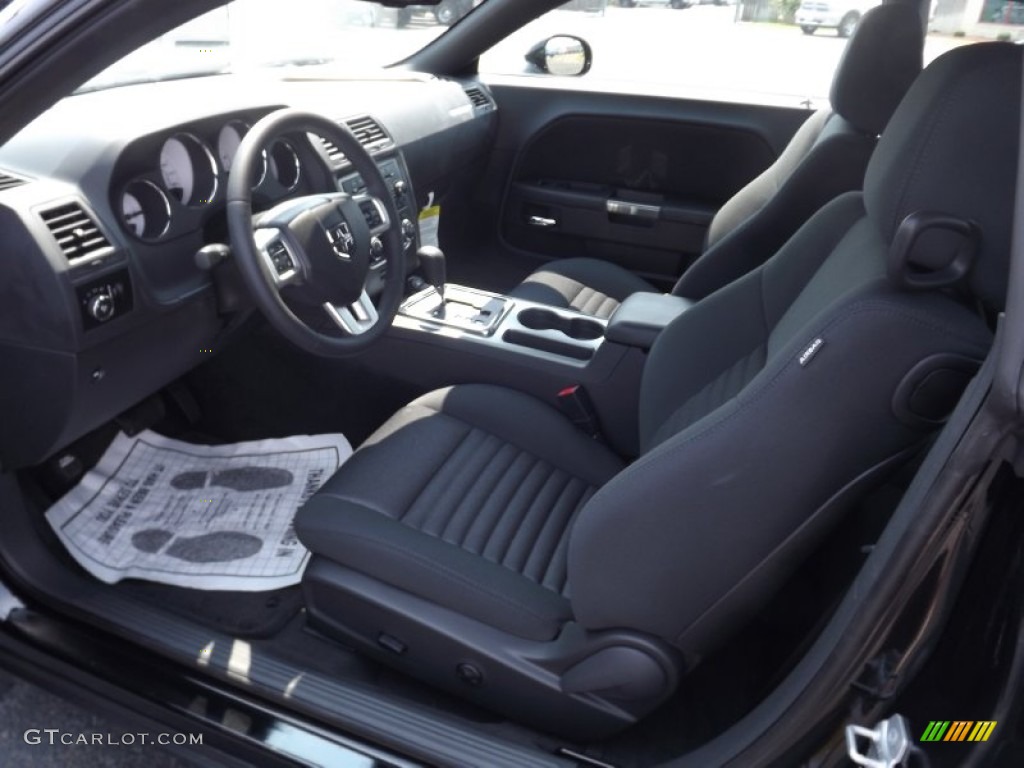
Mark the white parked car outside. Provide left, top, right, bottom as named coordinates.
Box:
left=796, top=0, right=882, bottom=36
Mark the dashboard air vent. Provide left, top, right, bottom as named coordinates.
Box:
left=40, top=202, right=113, bottom=262
left=344, top=116, right=390, bottom=148
left=465, top=87, right=492, bottom=109
left=316, top=135, right=345, bottom=163
left=313, top=117, right=390, bottom=165
left=0, top=170, right=28, bottom=191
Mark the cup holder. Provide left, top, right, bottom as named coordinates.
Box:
left=517, top=308, right=603, bottom=341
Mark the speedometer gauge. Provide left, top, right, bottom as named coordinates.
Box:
left=120, top=180, right=171, bottom=241
left=159, top=133, right=218, bottom=206
left=218, top=120, right=267, bottom=185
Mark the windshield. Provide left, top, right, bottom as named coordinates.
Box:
left=79, top=0, right=483, bottom=92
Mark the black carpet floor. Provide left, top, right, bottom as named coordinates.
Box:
left=118, top=581, right=304, bottom=638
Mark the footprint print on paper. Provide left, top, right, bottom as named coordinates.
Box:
left=131, top=529, right=263, bottom=563
left=169, top=467, right=294, bottom=492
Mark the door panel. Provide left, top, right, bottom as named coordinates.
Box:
left=483, top=81, right=813, bottom=288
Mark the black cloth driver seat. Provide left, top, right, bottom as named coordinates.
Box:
left=509, top=2, right=924, bottom=318
left=295, top=43, right=1019, bottom=740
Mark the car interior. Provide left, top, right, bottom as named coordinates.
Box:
left=0, top=0, right=1019, bottom=765
left=509, top=1, right=923, bottom=315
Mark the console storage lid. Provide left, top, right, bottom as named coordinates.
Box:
left=605, top=293, right=694, bottom=350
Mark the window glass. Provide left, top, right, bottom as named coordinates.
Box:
left=480, top=2, right=976, bottom=109
left=80, top=0, right=487, bottom=92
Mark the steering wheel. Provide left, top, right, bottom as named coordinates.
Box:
left=227, top=109, right=405, bottom=357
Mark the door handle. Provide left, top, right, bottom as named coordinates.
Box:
left=607, top=199, right=660, bottom=221
left=528, top=215, right=558, bottom=228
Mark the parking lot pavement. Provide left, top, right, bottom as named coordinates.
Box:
left=0, top=672, right=197, bottom=768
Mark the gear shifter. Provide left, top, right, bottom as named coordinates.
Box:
left=400, top=245, right=510, bottom=335
left=417, top=245, right=446, bottom=306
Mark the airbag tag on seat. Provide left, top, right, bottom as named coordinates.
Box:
left=799, top=337, right=825, bottom=367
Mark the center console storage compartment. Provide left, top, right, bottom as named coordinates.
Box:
left=605, top=293, right=694, bottom=350
left=502, top=306, right=605, bottom=362
left=516, top=308, right=603, bottom=340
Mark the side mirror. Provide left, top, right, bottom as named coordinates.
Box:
left=524, top=35, right=592, bottom=77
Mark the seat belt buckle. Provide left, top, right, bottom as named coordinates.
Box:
left=557, top=385, right=602, bottom=440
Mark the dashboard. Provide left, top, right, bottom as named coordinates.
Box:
left=0, top=70, right=497, bottom=468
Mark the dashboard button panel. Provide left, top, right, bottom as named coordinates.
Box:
left=339, top=157, right=416, bottom=250
left=76, top=269, right=133, bottom=330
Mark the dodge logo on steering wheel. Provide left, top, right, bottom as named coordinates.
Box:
left=327, top=221, right=355, bottom=260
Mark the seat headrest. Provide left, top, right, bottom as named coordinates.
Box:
left=865, top=43, right=1021, bottom=311
left=830, top=3, right=924, bottom=136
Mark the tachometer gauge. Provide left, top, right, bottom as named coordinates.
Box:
left=120, top=180, right=172, bottom=241
left=217, top=121, right=246, bottom=171
left=268, top=139, right=301, bottom=191
left=159, top=133, right=218, bottom=206
left=218, top=120, right=267, bottom=185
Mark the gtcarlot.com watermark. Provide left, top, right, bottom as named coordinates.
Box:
left=23, top=729, right=203, bottom=747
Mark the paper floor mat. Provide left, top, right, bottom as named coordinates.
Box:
left=45, top=430, right=351, bottom=591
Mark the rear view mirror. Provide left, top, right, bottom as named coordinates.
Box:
left=525, top=35, right=592, bottom=77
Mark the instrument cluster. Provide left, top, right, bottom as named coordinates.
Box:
left=114, top=112, right=312, bottom=244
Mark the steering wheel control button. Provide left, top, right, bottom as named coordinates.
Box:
left=268, top=242, right=295, bottom=275
left=253, top=229, right=298, bottom=285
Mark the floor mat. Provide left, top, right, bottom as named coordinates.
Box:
left=119, top=581, right=304, bottom=638
left=44, top=429, right=351, bottom=591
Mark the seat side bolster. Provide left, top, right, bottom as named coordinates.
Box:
left=678, top=127, right=874, bottom=301
left=703, top=108, right=832, bottom=252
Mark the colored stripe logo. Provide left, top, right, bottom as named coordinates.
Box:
left=920, top=721, right=997, bottom=742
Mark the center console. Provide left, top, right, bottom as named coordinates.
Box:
left=376, top=278, right=689, bottom=457
left=396, top=286, right=608, bottom=366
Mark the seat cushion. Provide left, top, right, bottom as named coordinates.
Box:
left=507, top=257, right=658, bottom=319
left=295, top=384, right=625, bottom=641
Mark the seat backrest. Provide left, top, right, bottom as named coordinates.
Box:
left=569, top=43, right=1019, bottom=660
left=673, top=2, right=924, bottom=301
